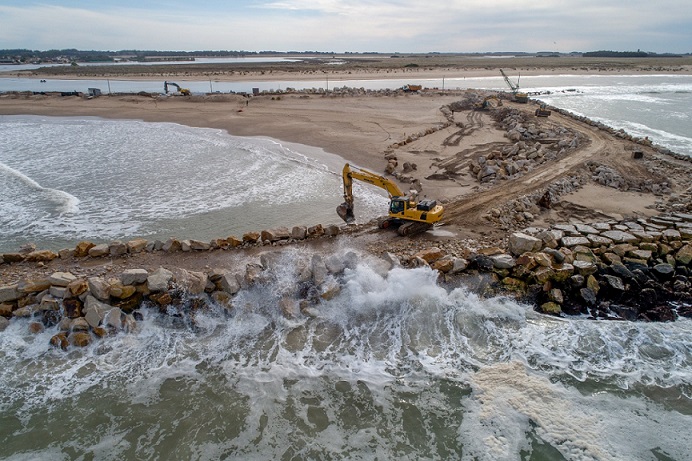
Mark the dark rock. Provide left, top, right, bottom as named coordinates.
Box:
left=580, top=287, right=597, bottom=305
left=603, top=275, right=625, bottom=291
left=637, top=288, right=658, bottom=312
left=611, top=304, right=639, bottom=321
left=543, top=248, right=565, bottom=264
left=643, top=306, right=677, bottom=322
left=610, top=263, right=635, bottom=281
left=569, top=274, right=585, bottom=289
left=652, top=263, right=675, bottom=281
left=42, top=310, right=60, bottom=327
left=472, top=255, right=494, bottom=272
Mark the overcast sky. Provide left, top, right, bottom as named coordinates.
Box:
left=1, top=0, right=690, bottom=53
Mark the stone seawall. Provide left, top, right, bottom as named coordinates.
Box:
left=1, top=213, right=690, bottom=351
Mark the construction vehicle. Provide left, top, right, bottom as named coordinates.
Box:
left=336, top=163, right=444, bottom=236
left=164, top=81, right=190, bottom=96
left=402, top=84, right=423, bottom=92
left=474, top=95, right=503, bottom=110
left=499, top=69, right=528, bottom=103
left=535, top=103, right=551, bottom=117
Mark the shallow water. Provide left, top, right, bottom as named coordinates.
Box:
left=1, top=252, right=690, bottom=460
left=0, top=116, right=388, bottom=252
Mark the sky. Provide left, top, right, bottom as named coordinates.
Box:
left=1, top=0, right=691, bottom=54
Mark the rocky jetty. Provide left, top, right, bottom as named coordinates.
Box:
left=385, top=213, right=692, bottom=321
left=0, top=247, right=363, bottom=348
left=3, top=212, right=690, bottom=351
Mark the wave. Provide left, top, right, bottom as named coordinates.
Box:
left=0, top=255, right=690, bottom=459
left=0, top=160, right=80, bottom=214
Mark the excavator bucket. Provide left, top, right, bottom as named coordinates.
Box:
left=336, top=202, right=355, bottom=223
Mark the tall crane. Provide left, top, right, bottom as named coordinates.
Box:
left=499, top=69, right=528, bottom=103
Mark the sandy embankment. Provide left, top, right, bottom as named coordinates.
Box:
left=1, top=85, right=690, bottom=282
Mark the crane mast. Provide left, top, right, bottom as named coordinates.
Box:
left=499, top=69, right=528, bottom=103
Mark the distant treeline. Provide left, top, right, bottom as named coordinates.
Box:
left=0, top=48, right=337, bottom=63
left=583, top=50, right=682, bottom=58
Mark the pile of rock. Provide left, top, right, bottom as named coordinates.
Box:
left=0, top=224, right=341, bottom=265
left=465, top=108, right=584, bottom=185
left=388, top=214, right=692, bottom=321
left=0, top=249, right=363, bottom=348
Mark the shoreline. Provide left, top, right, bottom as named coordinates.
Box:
left=4, top=68, right=692, bottom=84
left=2, top=85, right=692, bottom=330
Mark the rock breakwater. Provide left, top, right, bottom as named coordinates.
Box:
left=2, top=212, right=691, bottom=351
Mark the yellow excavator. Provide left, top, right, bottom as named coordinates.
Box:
left=164, top=81, right=190, bottom=96
left=336, top=163, right=444, bottom=236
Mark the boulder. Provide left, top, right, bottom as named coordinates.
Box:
left=601, top=230, right=638, bottom=244
left=126, top=238, right=148, bottom=253
left=109, top=241, right=128, bottom=257
left=24, top=250, right=57, bottom=262
left=121, top=269, right=149, bottom=286
left=414, top=247, right=445, bottom=263
left=69, top=332, right=92, bottom=348
left=84, top=296, right=111, bottom=327
left=261, top=227, right=291, bottom=242
left=450, top=258, right=469, bottom=274
left=218, top=272, right=241, bottom=295
left=308, top=224, right=325, bottom=237
left=489, top=254, right=515, bottom=270
left=163, top=238, right=182, bottom=253
left=109, top=282, right=137, bottom=300
left=243, top=232, right=261, bottom=243
left=17, top=279, right=51, bottom=294
left=88, top=244, right=110, bottom=257
left=508, top=233, right=542, bottom=256
left=561, top=236, right=591, bottom=248
left=324, top=225, right=340, bottom=237
left=311, top=255, right=329, bottom=285
left=148, top=267, right=173, bottom=292
left=573, top=260, right=597, bottom=276
left=67, top=279, right=88, bottom=297
left=431, top=257, right=455, bottom=273
left=1, top=284, right=21, bottom=303
left=74, top=241, right=96, bottom=257
left=540, top=302, right=562, bottom=315
left=291, top=226, right=308, bottom=240
left=88, top=277, right=111, bottom=301
left=49, top=332, right=69, bottom=350
left=174, top=269, right=207, bottom=295
left=48, top=272, right=76, bottom=287
left=676, top=244, right=692, bottom=265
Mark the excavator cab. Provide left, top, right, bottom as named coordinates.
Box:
left=389, top=199, right=406, bottom=214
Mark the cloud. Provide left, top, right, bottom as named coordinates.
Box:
left=0, top=1, right=690, bottom=53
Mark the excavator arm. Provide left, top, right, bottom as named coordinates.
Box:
left=337, top=163, right=404, bottom=223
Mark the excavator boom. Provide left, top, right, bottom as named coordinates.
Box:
left=337, top=163, right=403, bottom=223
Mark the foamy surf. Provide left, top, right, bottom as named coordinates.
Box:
left=0, top=116, right=388, bottom=252
left=1, top=254, right=689, bottom=460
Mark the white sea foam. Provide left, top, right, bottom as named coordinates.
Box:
left=0, top=253, right=690, bottom=459
left=0, top=116, right=387, bottom=251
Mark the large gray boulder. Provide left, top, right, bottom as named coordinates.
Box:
left=121, top=269, right=149, bottom=286
left=148, top=267, right=173, bottom=292
left=508, top=232, right=542, bottom=256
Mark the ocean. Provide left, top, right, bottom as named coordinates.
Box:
left=1, top=75, right=692, bottom=460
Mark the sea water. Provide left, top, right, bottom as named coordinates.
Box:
left=1, top=251, right=690, bottom=460
left=0, top=116, right=389, bottom=253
